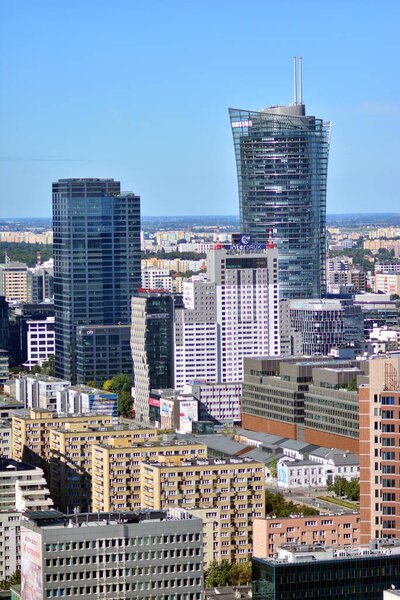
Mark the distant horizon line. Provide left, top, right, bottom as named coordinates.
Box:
left=2, top=212, right=400, bottom=220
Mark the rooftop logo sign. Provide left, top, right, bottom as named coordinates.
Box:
left=231, top=120, right=253, bottom=128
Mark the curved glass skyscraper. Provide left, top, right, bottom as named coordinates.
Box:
left=229, top=83, right=331, bottom=299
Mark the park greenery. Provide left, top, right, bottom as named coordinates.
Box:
left=265, top=490, right=319, bottom=518
left=204, top=560, right=251, bottom=587
left=0, top=242, right=52, bottom=267
left=327, top=477, right=360, bottom=501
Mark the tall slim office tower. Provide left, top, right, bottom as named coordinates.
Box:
left=229, top=58, right=331, bottom=299
left=53, top=178, right=141, bottom=382
left=131, top=291, right=183, bottom=423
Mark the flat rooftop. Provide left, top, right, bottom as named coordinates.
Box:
left=144, top=456, right=262, bottom=468
left=54, top=423, right=155, bottom=434
left=24, top=508, right=197, bottom=529
left=0, top=458, right=37, bottom=472
left=261, top=540, right=400, bottom=565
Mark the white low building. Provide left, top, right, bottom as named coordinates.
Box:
left=0, top=458, right=52, bottom=580
left=0, top=420, right=11, bottom=457
left=278, top=448, right=359, bottom=488
left=24, top=316, right=55, bottom=368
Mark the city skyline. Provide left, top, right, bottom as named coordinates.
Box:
left=1, top=1, right=400, bottom=217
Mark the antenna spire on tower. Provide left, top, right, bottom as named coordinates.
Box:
left=293, top=56, right=298, bottom=105
left=299, top=56, right=303, bottom=104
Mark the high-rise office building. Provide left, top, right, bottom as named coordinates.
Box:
left=76, top=324, right=133, bottom=384
left=208, top=245, right=280, bottom=382
left=229, top=58, right=331, bottom=299
left=53, top=178, right=141, bottom=382
left=174, top=280, right=218, bottom=391
left=289, top=298, right=364, bottom=356
left=131, top=291, right=183, bottom=423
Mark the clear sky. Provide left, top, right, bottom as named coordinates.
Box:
left=1, top=0, right=399, bottom=217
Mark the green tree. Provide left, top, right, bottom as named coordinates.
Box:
left=230, top=562, right=252, bottom=585
left=265, top=490, right=319, bottom=518
left=86, top=380, right=102, bottom=389
left=0, top=570, right=20, bottom=590
left=41, top=354, right=55, bottom=376
left=204, top=560, right=252, bottom=587
left=118, top=390, right=134, bottom=418
left=347, top=378, right=358, bottom=392
left=269, top=457, right=278, bottom=479
left=103, top=374, right=132, bottom=394
left=346, top=478, right=360, bottom=501
left=205, top=560, right=233, bottom=587
left=103, top=374, right=133, bottom=418
left=0, top=242, right=52, bottom=267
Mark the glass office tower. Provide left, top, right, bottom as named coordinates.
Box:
left=229, top=99, right=331, bottom=299
left=53, top=178, right=141, bottom=382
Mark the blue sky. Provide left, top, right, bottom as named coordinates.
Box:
left=1, top=0, right=399, bottom=217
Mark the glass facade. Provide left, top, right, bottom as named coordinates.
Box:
left=76, top=325, right=133, bottom=385
left=253, top=554, right=400, bottom=599
left=229, top=105, right=331, bottom=299
left=131, top=292, right=183, bottom=423
left=53, top=178, right=141, bottom=382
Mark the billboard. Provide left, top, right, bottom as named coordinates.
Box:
left=160, top=398, right=174, bottom=429
left=178, top=400, right=198, bottom=433
left=21, top=527, right=43, bottom=600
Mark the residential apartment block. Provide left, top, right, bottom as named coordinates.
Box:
left=48, top=422, right=158, bottom=512
left=140, top=456, right=265, bottom=563
left=91, top=438, right=207, bottom=512
left=0, top=458, right=52, bottom=580
left=11, top=409, right=115, bottom=471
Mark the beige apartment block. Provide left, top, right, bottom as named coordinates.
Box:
left=49, top=423, right=158, bottom=512
left=91, top=438, right=207, bottom=513
left=11, top=409, right=115, bottom=467
left=140, top=457, right=265, bottom=563
left=253, top=513, right=361, bottom=559
left=0, top=262, right=30, bottom=302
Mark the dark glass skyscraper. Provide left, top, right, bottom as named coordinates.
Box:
left=229, top=64, right=331, bottom=299
left=131, top=291, right=183, bottom=424
left=53, top=178, right=141, bottom=382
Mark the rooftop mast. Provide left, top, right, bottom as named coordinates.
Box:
left=299, top=56, right=303, bottom=104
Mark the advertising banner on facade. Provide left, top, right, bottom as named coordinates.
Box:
left=179, top=400, right=198, bottom=433
left=21, top=527, right=43, bottom=600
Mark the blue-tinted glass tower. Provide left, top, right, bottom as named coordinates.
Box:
left=229, top=59, right=331, bottom=299
left=53, top=178, right=141, bottom=382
